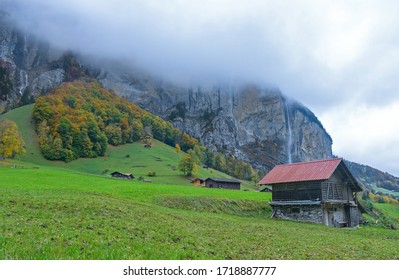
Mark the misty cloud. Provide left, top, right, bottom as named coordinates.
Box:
left=3, top=0, right=399, bottom=175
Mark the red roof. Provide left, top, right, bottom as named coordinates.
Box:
left=259, top=158, right=342, bottom=185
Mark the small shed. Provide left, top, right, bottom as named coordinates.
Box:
left=205, top=178, right=241, bottom=190
left=191, top=177, right=206, bottom=186
left=259, top=158, right=363, bottom=227
left=111, top=171, right=134, bottom=180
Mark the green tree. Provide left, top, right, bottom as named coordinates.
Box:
left=241, top=162, right=254, bottom=181
left=193, top=144, right=205, bottom=163
left=105, top=124, right=123, bottom=145
left=57, top=117, right=73, bottom=149
left=51, top=136, right=63, bottom=159
left=131, top=118, right=143, bottom=142
left=0, top=119, right=26, bottom=159
left=188, top=148, right=200, bottom=165
left=215, top=153, right=227, bottom=172
left=178, top=154, right=197, bottom=176
left=141, top=126, right=153, bottom=145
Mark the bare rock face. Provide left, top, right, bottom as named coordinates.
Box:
left=0, top=16, right=65, bottom=113
left=98, top=71, right=333, bottom=171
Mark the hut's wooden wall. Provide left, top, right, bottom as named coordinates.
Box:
left=206, top=180, right=240, bottom=190
left=272, top=182, right=322, bottom=201
left=321, top=181, right=354, bottom=202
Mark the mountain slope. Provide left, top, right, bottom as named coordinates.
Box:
left=345, top=160, right=399, bottom=196
left=0, top=104, right=237, bottom=186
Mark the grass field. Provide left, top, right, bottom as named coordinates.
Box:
left=1, top=105, right=399, bottom=260
left=1, top=167, right=399, bottom=260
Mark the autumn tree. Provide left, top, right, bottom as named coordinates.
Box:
left=180, top=133, right=198, bottom=151
left=0, top=119, right=26, bottom=159
left=141, top=126, right=153, bottom=145
left=178, top=154, right=197, bottom=176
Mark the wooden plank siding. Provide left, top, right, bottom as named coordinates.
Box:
left=272, top=181, right=322, bottom=201
left=205, top=178, right=241, bottom=190
left=321, top=181, right=354, bottom=201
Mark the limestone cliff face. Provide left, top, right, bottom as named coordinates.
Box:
left=98, top=70, right=333, bottom=170
left=0, top=15, right=65, bottom=113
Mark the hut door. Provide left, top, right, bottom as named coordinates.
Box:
left=328, top=212, right=334, bottom=227
left=345, top=205, right=350, bottom=227
left=327, top=207, right=337, bottom=227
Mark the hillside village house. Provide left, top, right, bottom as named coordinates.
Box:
left=205, top=178, right=241, bottom=190
left=110, top=171, right=135, bottom=180
left=191, top=177, right=206, bottom=186
left=259, top=158, right=363, bottom=227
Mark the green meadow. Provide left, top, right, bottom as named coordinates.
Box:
left=1, top=105, right=399, bottom=260
left=1, top=167, right=399, bottom=260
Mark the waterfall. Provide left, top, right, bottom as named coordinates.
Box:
left=284, top=100, right=293, bottom=164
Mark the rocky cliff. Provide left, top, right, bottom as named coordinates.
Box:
left=98, top=69, right=333, bottom=170
left=0, top=17, right=333, bottom=171
left=0, top=13, right=65, bottom=113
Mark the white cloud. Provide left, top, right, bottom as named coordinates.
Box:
left=320, top=101, right=399, bottom=175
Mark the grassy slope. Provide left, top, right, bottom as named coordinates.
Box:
left=1, top=167, right=399, bottom=260
left=0, top=105, right=46, bottom=166
left=0, top=105, right=246, bottom=187
left=374, top=203, right=399, bottom=221
left=1, top=105, right=399, bottom=260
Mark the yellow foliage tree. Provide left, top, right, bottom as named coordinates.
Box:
left=0, top=119, right=26, bottom=159
left=175, top=143, right=181, bottom=154
left=178, top=154, right=197, bottom=176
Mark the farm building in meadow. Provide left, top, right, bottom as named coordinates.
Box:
left=110, top=171, right=134, bottom=180
left=191, top=177, right=206, bottom=186
left=205, top=178, right=241, bottom=190
left=259, top=158, right=363, bottom=227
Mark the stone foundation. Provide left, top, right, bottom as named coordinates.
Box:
left=272, top=205, right=323, bottom=224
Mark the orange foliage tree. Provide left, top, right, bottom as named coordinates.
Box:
left=33, top=80, right=198, bottom=162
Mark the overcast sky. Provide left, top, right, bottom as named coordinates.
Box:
left=3, top=0, right=399, bottom=176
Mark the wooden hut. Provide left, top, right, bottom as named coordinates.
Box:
left=191, top=177, right=206, bottom=186
left=259, top=158, right=362, bottom=227
left=205, top=178, right=241, bottom=190
left=110, top=171, right=134, bottom=180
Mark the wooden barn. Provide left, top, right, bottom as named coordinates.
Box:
left=259, top=158, right=363, bottom=227
left=191, top=177, right=206, bottom=186
left=110, top=171, right=134, bottom=180
left=205, top=178, right=241, bottom=190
